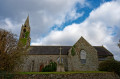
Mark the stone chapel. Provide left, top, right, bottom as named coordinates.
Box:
left=19, top=16, right=114, bottom=72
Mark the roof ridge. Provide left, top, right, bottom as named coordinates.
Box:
left=93, top=46, right=103, bottom=47
left=102, top=46, right=113, bottom=56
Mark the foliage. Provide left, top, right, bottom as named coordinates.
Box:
left=73, top=45, right=76, bottom=48
left=20, top=38, right=27, bottom=45
left=20, top=31, right=29, bottom=46
left=0, top=71, right=14, bottom=79
left=42, top=62, right=57, bottom=72
left=71, top=47, right=75, bottom=56
left=0, top=28, right=28, bottom=73
left=98, top=59, right=120, bottom=76
left=25, top=32, right=29, bottom=38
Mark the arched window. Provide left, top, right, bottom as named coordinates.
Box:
left=57, top=57, right=63, bottom=64
left=80, top=50, right=86, bottom=64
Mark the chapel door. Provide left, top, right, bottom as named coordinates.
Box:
left=39, top=64, right=44, bottom=72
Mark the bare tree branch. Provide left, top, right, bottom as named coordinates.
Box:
left=0, top=28, right=28, bottom=72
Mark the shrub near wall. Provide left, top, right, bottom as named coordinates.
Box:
left=42, top=62, right=57, bottom=72
left=71, top=47, right=75, bottom=56
left=99, top=59, right=120, bottom=76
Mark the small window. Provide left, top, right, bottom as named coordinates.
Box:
left=80, top=50, right=86, bottom=64
left=23, top=29, right=26, bottom=32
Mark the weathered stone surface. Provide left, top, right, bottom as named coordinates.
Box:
left=21, top=55, right=68, bottom=72
left=98, top=56, right=114, bottom=64
left=57, top=64, right=65, bottom=72
left=21, top=37, right=99, bottom=72
left=2, top=73, right=119, bottom=79
left=19, top=16, right=31, bottom=47
left=68, top=37, right=98, bottom=71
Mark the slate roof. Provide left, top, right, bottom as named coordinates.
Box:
left=29, top=46, right=113, bottom=56
left=29, top=46, right=71, bottom=55
left=94, top=46, right=113, bottom=56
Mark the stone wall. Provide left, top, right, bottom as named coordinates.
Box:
left=4, top=73, right=119, bottom=79
left=98, top=56, right=114, bottom=64
left=21, top=55, right=68, bottom=72
left=68, top=37, right=99, bottom=71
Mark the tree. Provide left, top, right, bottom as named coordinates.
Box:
left=0, top=28, right=28, bottom=72
left=99, top=59, right=120, bottom=76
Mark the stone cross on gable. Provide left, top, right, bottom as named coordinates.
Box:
left=118, top=40, right=120, bottom=48
left=59, top=46, right=62, bottom=64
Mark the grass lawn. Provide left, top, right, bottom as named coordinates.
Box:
left=17, top=71, right=109, bottom=74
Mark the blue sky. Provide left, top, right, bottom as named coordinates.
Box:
left=0, top=0, right=120, bottom=60
left=51, top=0, right=112, bottom=31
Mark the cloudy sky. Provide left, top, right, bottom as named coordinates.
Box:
left=0, top=0, right=120, bottom=60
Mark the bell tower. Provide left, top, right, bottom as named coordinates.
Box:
left=19, top=16, right=31, bottom=48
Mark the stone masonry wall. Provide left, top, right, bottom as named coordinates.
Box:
left=21, top=55, right=68, bottom=72
left=3, top=73, right=119, bottom=79
left=68, top=37, right=99, bottom=71
left=98, top=56, right=114, bottom=64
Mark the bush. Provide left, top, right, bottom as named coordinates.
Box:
left=42, top=62, right=57, bottom=72
left=98, top=59, right=120, bottom=76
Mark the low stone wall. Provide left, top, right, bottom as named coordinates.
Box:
left=4, top=72, right=119, bottom=79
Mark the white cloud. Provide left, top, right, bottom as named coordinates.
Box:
left=0, top=0, right=87, bottom=41
left=0, top=18, right=22, bottom=36
left=32, top=0, right=120, bottom=60
left=66, top=9, right=84, bottom=22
